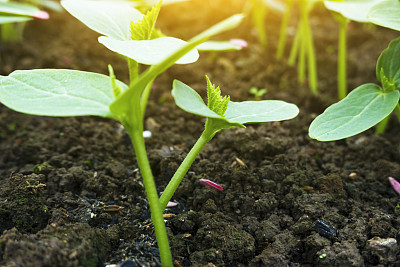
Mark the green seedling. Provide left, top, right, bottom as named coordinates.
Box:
left=324, top=0, right=381, bottom=100
left=243, top=0, right=284, bottom=46
left=309, top=36, right=400, bottom=141
left=288, top=0, right=318, bottom=94
left=0, top=0, right=60, bottom=42
left=249, top=86, right=267, bottom=100
left=160, top=76, right=299, bottom=211
left=0, top=0, right=246, bottom=264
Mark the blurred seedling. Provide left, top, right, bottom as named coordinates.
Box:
left=249, top=86, right=267, bottom=100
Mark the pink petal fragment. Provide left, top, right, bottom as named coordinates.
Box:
left=389, top=177, right=400, bottom=195
left=166, top=201, right=178, bottom=208
left=200, top=179, right=223, bottom=191
left=230, top=38, right=248, bottom=48
left=33, top=11, right=50, bottom=20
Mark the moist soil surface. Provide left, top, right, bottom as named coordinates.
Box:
left=1, top=1, right=400, bottom=266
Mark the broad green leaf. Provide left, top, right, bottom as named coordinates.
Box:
left=130, top=0, right=161, bottom=40
left=376, top=36, right=400, bottom=91
left=172, top=80, right=222, bottom=119
left=0, top=2, right=39, bottom=17
left=109, top=14, right=244, bottom=116
left=98, top=36, right=199, bottom=65
left=368, top=0, right=400, bottom=31
left=172, top=79, right=299, bottom=125
left=197, top=41, right=242, bottom=51
left=225, top=100, right=299, bottom=124
left=324, top=0, right=380, bottom=22
left=0, top=69, right=128, bottom=119
left=61, top=0, right=143, bottom=40
left=309, top=83, right=400, bottom=141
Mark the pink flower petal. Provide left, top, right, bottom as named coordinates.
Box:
left=33, top=11, right=50, bottom=20
left=200, top=179, right=223, bottom=191
left=230, top=39, right=248, bottom=48
left=389, top=177, right=400, bottom=195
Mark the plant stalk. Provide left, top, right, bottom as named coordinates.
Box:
left=276, top=0, right=293, bottom=60
left=128, top=58, right=140, bottom=83
left=159, top=126, right=214, bottom=210
left=338, top=17, right=348, bottom=100
left=304, top=9, right=317, bottom=94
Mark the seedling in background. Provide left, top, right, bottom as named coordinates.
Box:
left=159, top=76, right=299, bottom=210
left=0, top=0, right=60, bottom=42
left=249, top=86, right=267, bottom=100
left=288, top=0, right=318, bottom=94
left=309, top=36, right=400, bottom=141
left=276, top=0, right=293, bottom=60
left=243, top=0, right=284, bottom=46
left=0, top=0, right=245, bottom=265
left=324, top=0, right=381, bottom=100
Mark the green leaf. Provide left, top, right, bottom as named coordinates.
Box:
left=368, top=0, right=400, bottom=31
left=0, top=69, right=128, bottom=119
left=109, top=14, right=244, bottom=117
left=225, top=100, right=299, bottom=124
left=0, top=2, right=39, bottom=17
left=61, top=0, right=143, bottom=40
left=172, top=79, right=299, bottom=125
left=98, top=36, right=199, bottom=65
left=324, top=0, right=380, bottom=22
left=130, top=0, right=161, bottom=40
left=376, top=36, right=400, bottom=91
left=197, top=41, right=242, bottom=51
left=309, top=83, right=400, bottom=141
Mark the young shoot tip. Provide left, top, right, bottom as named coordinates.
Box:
left=389, top=177, right=400, bottom=196
left=33, top=11, right=50, bottom=20
left=199, top=179, right=223, bottom=191
left=230, top=39, right=248, bottom=48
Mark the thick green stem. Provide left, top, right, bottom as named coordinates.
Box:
left=395, top=103, right=400, bottom=123
left=159, top=127, right=214, bottom=210
left=128, top=123, right=173, bottom=266
left=251, top=0, right=267, bottom=46
left=338, top=18, right=348, bottom=100
left=276, top=0, right=293, bottom=60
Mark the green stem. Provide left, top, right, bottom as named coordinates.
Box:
left=303, top=9, right=318, bottom=94
left=159, top=124, right=215, bottom=210
left=128, top=58, right=139, bottom=83
left=288, top=21, right=301, bottom=66
left=338, top=18, right=348, bottom=100
left=375, top=115, right=390, bottom=134
left=126, top=93, right=172, bottom=266
left=276, top=0, right=293, bottom=60
left=394, top=103, right=400, bottom=123
left=297, top=15, right=306, bottom=84
left=128, top=124, right=173, bottom=266
left=251, top=0, right=267, bottom=46
left=140, top=79, right=155, bottom=120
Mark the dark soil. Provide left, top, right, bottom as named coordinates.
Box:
left=1, top=1, right=400, bottom=266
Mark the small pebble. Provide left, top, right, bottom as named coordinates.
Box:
left=143, top=130, right=152, bottom=138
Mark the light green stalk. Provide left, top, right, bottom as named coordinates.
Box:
left=276, top=0, right=293, bottom=60
left=337, top=15, right=348, bottom=100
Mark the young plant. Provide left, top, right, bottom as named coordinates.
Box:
left=288, top=0, right=318, bottom=94
left=324, top=0, right=380, bottom=99
left=309, top=36, right=400, bottom=141
left=0, top=0, right=59, bottom=42
left=249, top=86, right=267, bottom=100
left=367, top=0, right=400, bottom=32
left=159, top=76, right=299, bottom=210
left=0, top=0, right=246, bottom=265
